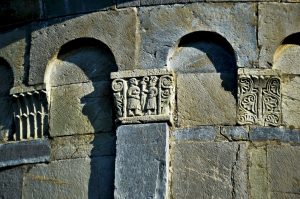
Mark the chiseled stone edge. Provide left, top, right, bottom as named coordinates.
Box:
left=249, top=127, right=300, bottom=143
left=172, top=126, right=300, bottom=143
left=0, top=139, right=50, bottom=168
left=117, top=115, right=171, bottom=124
left=111, top=68, right=172, bottom=79
left=10, top=84, right=46, bottom=95
left=172, top=126, right=219, bottom=141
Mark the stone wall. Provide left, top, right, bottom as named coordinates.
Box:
left=0, top=1, right=299, bottom=199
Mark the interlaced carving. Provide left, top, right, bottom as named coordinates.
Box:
left=9, top=87, right=49, bottom=141
left=111, top=69, right=174, bottom=124
left=238, top=75, right=281, bottom=126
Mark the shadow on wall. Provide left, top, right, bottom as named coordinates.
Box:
left=273, top=32, right=300, bottom=74
left=0, top=58, right=13, bottom=141
left=0, top=0, right=138, bottom=30
left=46, top=38, right=117, bottom=199
left=168, top=31, right=237, bottom=95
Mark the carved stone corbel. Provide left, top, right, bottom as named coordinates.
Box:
left=238, top=69, right=281, bottom=126
left=111, top=69, right=175, bottom=124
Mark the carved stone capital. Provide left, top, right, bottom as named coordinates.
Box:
left=10, top=85, right=49, bottom=141
left=111, top=69, right=175, bottom=124
left=238, top=69, right=281, bottom=126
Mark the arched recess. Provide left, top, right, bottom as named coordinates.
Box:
left=0, top=58, right=14, bottom=141
left=45, top=37, right=117, bottom=136
left=273, top=32, right=300, bottom=75
left=44, top=38, right=117, bottom=198
left=168, top=31, right=237, bottom=126
left=273, top=33, right=300, bottom=129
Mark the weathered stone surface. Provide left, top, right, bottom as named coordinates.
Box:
left=258, top=3, right=300, bottom=68
left=49, top=81, right=113, bottom=137
left=282, top=75, right=300, bottom=128
left=139, top=3, right=257, bottom=68
left=270, top=192, right=300, bottom=199
left=249, top=127, right=300, bottom=143
left=140, top=0, right=192, bottom=6
left=0, top=166, right=26, bottom=199
left=172, top=126, right=219, bottom=141
left=169, top=35, right=236, bottom=73
left=0, top=97, right=13, bottom=143
left=221, top=126, right=249, bottom=141
left=171, top=142, right=248, bottom=199
left=111, top=69, right=175, bottom=124
left=115, top=123, right=169, bottom=199
left=50, top=133, right=116, bottom=160
left=47, top=46, right=117, bottom=87
left=0, top=140, right=50, bottom=168
left=177, top=73, right=236, bottom=127
left=274, top=44, right=300, bottom=75
left=0, top=0, right=41, bottom=28
left=23, top=157, right=115, bottom=199
left=117, top=0, right=140, bottom=8
left=238, top=69, right=281, bottom=126
left=0, top=27, right=26, bottom=86
left=267, top=145, right=300, bottom=195
left=30, top=8, right=138, bottom=85
left=44, top=0, right=114, bottom=18
left=249, top=146, right=268, bottom=199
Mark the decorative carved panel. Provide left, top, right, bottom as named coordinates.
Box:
left=9, top=85, right=49, bottom=141
left=238, top=70, right=281, bottom=126
left=111, top=69, right=175, bottom=124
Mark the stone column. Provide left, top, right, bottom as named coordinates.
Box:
left=114, top=123, right=169, bottom=199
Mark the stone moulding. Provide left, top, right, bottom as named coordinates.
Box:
left=111, top=69, right=175, bottom=124
left=238, top=69, right=281, bottom=126
left=9, top=85, right=49, bottom=141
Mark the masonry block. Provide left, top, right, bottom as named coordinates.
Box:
left=115, top=123, right=169, bottom=199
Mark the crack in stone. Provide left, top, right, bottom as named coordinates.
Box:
left=231, top=144, right=241, bottom=199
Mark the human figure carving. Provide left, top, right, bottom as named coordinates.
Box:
left=127, top=78, right=142, bottom=116
left=146, top=76, right=158, bottom=115
left=140, top=76, right=149, bottom=112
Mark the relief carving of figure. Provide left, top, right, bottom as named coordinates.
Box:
left=127, top=78, right=142, bottom=116
left=140, top=76, right=149, bottom=112
left=146, top=76, right=158, bottom=115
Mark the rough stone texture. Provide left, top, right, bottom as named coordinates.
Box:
left=50, top=133, right=116, bottom=160
left=172, top=126, right=219, bottom=141
left=177, top=73, right=236, bottom=127
left=23, top=157, right=115, bottom=199
left=141, top=0, right=192, bottom=6
left=0, top=27, right=26, bottom=86
left=29, top=8, right=138, bottom=85
left=274, top=44, right=300, bottom=75
left=139, top=3, right=257, bottom=68
left=249, top=144, right=300, bottom=199
left=282, top=75, right=300, bottom=129
left=0, top=97, right=13, bottom=143
left=0, top=0, right=41, bottom=28
left=267, top=145, right=300, bottom=196
left=49, top=81, right=114, bottom=137
left=0, top=140, right=50, bottom=168
left=169, top=36, right=236, bottom=73
left=258, top=3, right=300, bottom=68
left=117, top=0, right=140, bottom=8
left=0, top=166, right=26, bottom=199
left=44, top=0, right=114, bottom=18
left=47, top=46, right=117, bottom=87
left=249, top=127, right=300, bottom=143
left=115, top=123, right=168, bottom=199
left=221, top=126, right=249, bottom=141
left=171, top=142, right=248, bottom=199
left=249, top=146, right=268, bottom=199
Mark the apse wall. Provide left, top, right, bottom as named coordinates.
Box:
left=0, top=1, right=299, bottom=199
